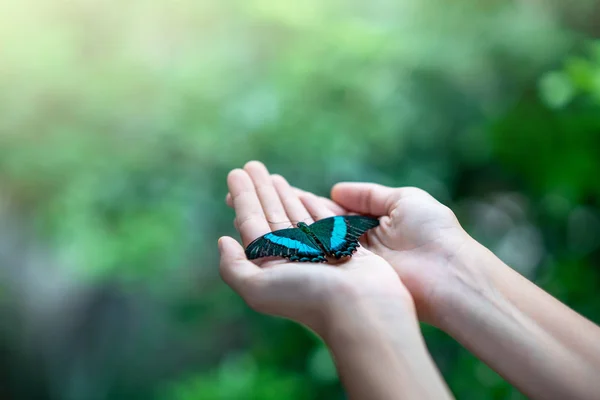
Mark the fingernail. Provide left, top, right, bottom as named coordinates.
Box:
left=217, top=237, right=225, bottom=255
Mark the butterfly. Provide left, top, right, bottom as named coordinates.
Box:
left=245, top=215, right=380, bottom=263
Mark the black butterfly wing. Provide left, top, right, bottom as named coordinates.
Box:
left=309, top=216, right=379, bottom=258
left=245, top=228, right=327, bottom=262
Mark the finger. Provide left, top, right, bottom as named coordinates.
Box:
left=293, top=188, right=347, bottom=215
left=331, top=182, right=400, bottom=216
left=228, top=183, right=348, bottom=216
left=244, top=161, right=290, bottom=231
left=218, top=236, right=261, bottom=296
left=299, top=192, right=337, bottom=221
left=271, top=175, right=314, bottom=225
left=228, top=169, right=270, bottom=246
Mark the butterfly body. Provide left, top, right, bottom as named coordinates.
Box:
left=245, top=216, right=379, bottom=263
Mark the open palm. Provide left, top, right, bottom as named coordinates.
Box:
left=227, top=170, right=471, bottom=324
left=219, top=162, right=410, bottom=335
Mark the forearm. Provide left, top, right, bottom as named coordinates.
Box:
left=438, top=237, right=600, bottom=399
left=324, top=296, right=452, bottom=400
left=484, top=243, right=600, bottom=366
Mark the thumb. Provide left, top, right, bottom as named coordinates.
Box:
left=218, top=236, right=261, bottom=295
left=331, top=183, right=400, bottom=216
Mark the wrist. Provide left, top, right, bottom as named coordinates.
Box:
left=321, top=285, right=420, bottom=348
left=428, top=235, right=499, bottom=329
left=321, top=287, right=453, bottom=400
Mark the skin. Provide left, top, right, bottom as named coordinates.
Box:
left=327, top=183, right=600, bottom=399
left=220, top=161, right=452, bottom=400
left=226, top=163, right=600, bottom=399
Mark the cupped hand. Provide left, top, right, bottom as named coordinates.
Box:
left=328, top=183, right=472, bottom=324
left=227, top=174, right=472, bottom=325
left=219, top=162, right=415, bottom=337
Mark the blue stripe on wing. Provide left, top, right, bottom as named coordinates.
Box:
left=245, top=228, right=326, bottom=262
left=264, top=233, right=322, bottom=255
left=309, top=216, right=379, bottom=259
left=329, top=216, right=347, bottom=250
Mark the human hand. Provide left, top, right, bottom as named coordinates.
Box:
left=219, top=162, right=416, bottom=338
left=226, top=167, right=600, bottom=400
left=327, top=183, right=477, bottom=324
left=228, top=175, right=475, bottom=325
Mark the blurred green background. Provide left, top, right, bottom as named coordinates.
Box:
left=1, top=0, right=599, bottom=399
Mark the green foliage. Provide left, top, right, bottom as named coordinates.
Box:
left=539, top=41, right=600, bottom=109
left=0, top=1, right=599, bottom=400
left=164, top=353, right=311, bottom=400
left=307, top=344, right=338, bottom=384
left=539, top=71, right=575, bottom=109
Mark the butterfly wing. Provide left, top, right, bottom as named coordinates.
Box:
left=245, top=228, right=326, bottom=262
left=309, top=216, right=379, bottom=258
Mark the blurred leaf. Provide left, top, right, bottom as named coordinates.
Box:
left=564, top=57, right=596, bottom=91
left=162, top=353, right=311, bottom=400
left=307, top=344, right=338, bottom=383
left=539, top=71, right=575, bottom=109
